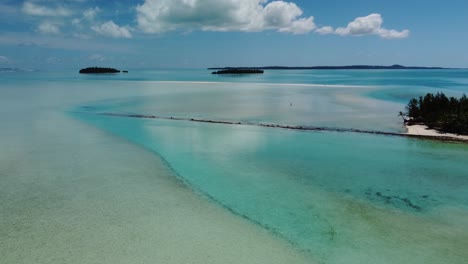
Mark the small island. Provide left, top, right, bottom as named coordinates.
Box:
left=402, top=92, right=468, bottom=136
left=212, top=68, right=264, bottom=74
left=79, top=67, right=121, bottom=74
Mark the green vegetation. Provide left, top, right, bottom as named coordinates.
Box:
left=404, top=92, right=468, bottom=135
left=79, top=67, right=120, bottom=74
left=212, top=68, right=264, bottom=74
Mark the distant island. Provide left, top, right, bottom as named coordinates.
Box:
left=209, top=65, right=450, bottom=70
left=79, top=67, right=121, bottom=74
left=403, top=92, right=468, bottom=135
left=212, top=68, right=264, bottom=74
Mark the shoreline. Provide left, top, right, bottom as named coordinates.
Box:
left=405, top=124, right=468, bottom=142
left=207, top=65, right=450, bottom=70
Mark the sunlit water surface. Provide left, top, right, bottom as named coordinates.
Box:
left=1, top=69, right=468, bottom=264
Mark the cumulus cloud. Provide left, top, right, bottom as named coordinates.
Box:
left=315, top=26, right=334, bottom=35
left=376, top=28, right=410, bottom=39
left=320, top=13, right=409, bottom=39
left=22, top=1, right=72, bottom=17
left=92, top=21, right=132, bottom=38
left=136, top=0, right=315, bottom=34
left=38, top=21, right=60, bottom=34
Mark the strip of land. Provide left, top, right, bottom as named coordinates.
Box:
left=208, top=65, right=452, bottom=70
left=83, top=111, right=468, bottom=143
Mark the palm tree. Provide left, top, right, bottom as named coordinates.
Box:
left=398, top=111, right=407, bottom=123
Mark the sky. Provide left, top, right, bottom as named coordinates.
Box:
left=1, top=0, right=468, bottom=69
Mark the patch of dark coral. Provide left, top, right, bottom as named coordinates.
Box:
left=364, top=189, right=431, bottom=211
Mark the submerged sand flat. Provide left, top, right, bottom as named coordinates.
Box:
left=0, top=110, right=312, bottom=264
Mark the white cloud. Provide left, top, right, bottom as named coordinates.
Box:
left=320, top=13, right=409, bottom=39
left=72, top=7, right=100, bottom=27
left=38, top=21, right=60, bottom=34
left=46, top=57, right=63, bottom=64
left=335, top=14, right=384, bottom=36
left=72, top=18, right=81, bottom=26
left=315, top=26, right=334, bottom=35
left=92, top=21, right=132, bottom=38
left=136, top=0, right=315, bottom=34
left=88, top=54, right=105, bottom=62
left=83, top=7, right=100, bottom=20
left=0, top=56, right=9, bottom=63
left=73, top=33, right=92, bottom=39
left=377, top=28, right=410, bottom=39
left=0, top=32, right=131, bottom=53
left=22, top=1, right=72, bottom=17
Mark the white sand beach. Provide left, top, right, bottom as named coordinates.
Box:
left=405, top=124, right=468, bottom=141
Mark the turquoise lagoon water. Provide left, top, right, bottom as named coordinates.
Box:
left=2, top=69, right=468, bottom=263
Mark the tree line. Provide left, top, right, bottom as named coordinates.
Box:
left=79, top=67, right=120, bottom=74
left=403, top=92, right=468, bottom=135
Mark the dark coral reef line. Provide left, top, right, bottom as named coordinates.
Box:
left=82, top=111, right=468, bottom=143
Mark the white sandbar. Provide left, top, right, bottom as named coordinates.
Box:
left=405, top=124, right=468, bottom=140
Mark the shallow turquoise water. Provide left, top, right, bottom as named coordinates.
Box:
left=2, top=69, right=468, bottom=263
left=73, top=110, right=468, bottom=263
left=77, top=81, right=404, bottom=132
left=0, top=73, right=312, bottom=264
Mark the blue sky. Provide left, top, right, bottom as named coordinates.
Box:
left=1, top=0, right=467, bottom=69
